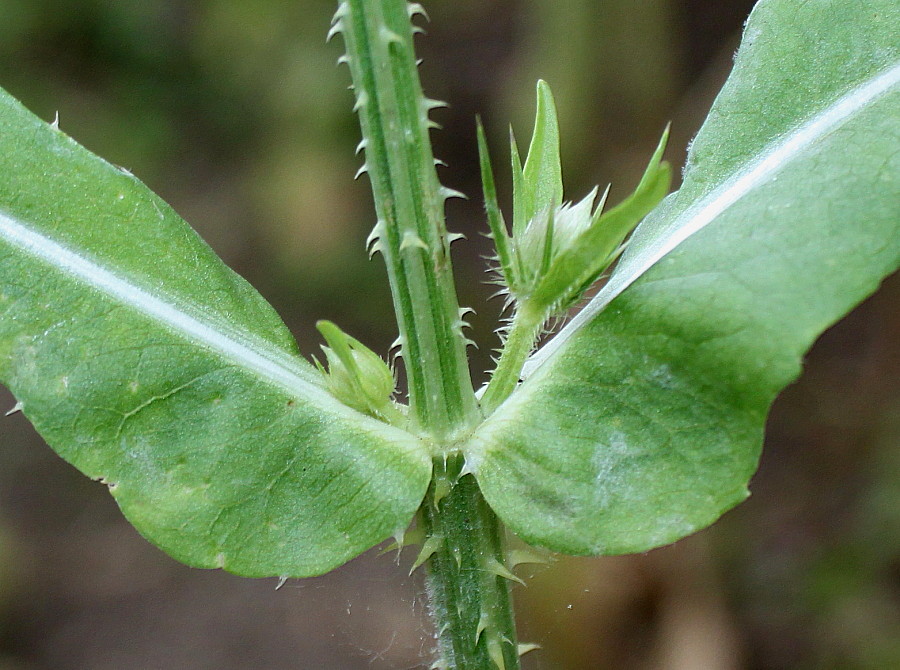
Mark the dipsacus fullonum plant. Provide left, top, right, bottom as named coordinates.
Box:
left=0, top=0, right=898, bottom=668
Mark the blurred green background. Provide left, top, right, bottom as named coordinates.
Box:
left=0, top=1, right=897, bottom=668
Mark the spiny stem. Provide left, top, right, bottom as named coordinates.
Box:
left=419, top=456, right=520, bottom=670
left=335, top=3, right=520, bottom=667
left=333, top=0, right=478, bottom=440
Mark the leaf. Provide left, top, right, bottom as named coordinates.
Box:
left=467, top=0, right=900, bottom=555
left=0, top=87, right=431, bottom=577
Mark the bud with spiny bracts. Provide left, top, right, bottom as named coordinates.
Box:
left=315, top=320, right=405, bottom=426
left=478, top=80, right=672, bottom=316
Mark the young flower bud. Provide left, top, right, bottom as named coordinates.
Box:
left=315, top=320, right=402, bottom=424
left=478, top=80, right=671, bottom=316
left=479, top=81, right=671, bottom=416
left=513, top=188, right=605, bottom=296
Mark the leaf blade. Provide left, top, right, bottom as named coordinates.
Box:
left=0, top=87, right=431, bottom=577
left=469, top=0, right=900, bottom=555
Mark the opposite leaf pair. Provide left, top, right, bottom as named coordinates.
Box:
left=0, top=0, right=896, bottom=586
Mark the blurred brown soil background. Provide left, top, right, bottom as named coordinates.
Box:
left=0, top=1, right=897, bottom=668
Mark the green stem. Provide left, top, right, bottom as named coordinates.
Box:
left=481, top=302, right=545, bottom=415
left=333, top=0, right=478, bottom=440
left=334, top=3, right=521, bottom=668
left=420, top=456, right=520, bottom=670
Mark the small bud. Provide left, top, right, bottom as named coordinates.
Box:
left=316, top=321, right=398, bottom=421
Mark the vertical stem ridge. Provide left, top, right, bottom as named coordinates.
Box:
left=335, top=0, right=478, bottom=439
left=421, top=456, right=520, bottom=670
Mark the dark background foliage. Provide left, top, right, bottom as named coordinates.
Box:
left=0, top=1, right=897, bottom=668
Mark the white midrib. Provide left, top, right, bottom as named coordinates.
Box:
left=523, top=59, right=900, bottom=377
left=0, top=210, right=334, bottom=404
